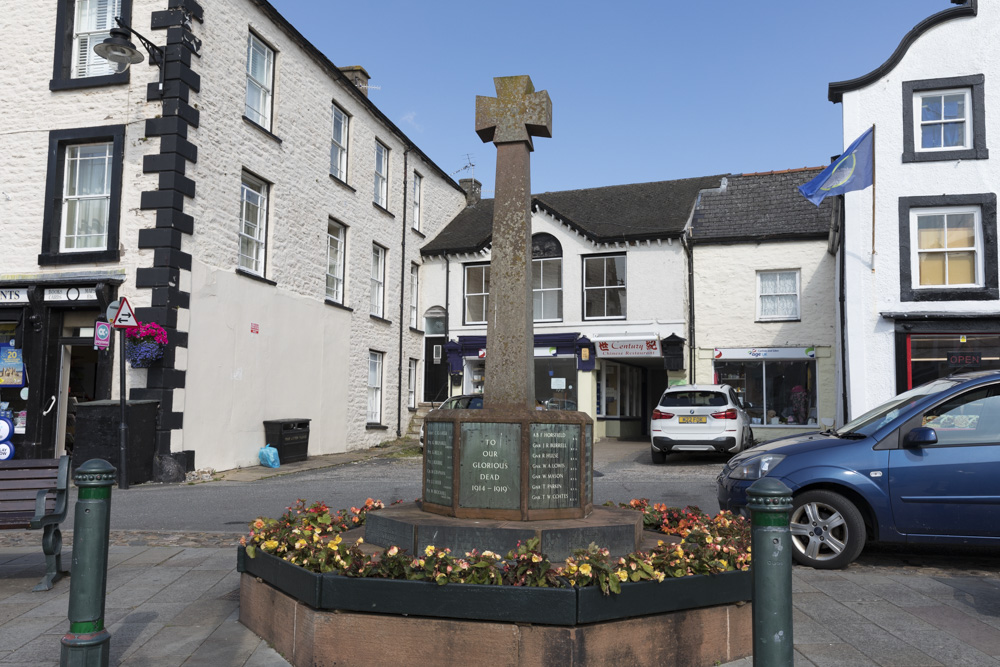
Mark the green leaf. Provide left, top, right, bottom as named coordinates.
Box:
left=245, top=545, right=256, bottom=558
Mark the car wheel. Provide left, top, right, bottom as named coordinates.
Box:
left=789, top=490, right=866, bottom=569
left=651, top=448, right=666, bottom=464
left=747, top=427, right=754, bottom=447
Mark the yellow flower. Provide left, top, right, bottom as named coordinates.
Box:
left=331, top=535, right=343, bottom=547
left=295, top=539, right=307, bottom=550
left=653, top=571, right=666, bottom=583
left=425, top=545, right=436, bottom=557
left=616, top=569, right=628, bottom=582
left=531, top=554, right=542, bottom=563
left=705, top=536, right=713, bottom=544
left=388, top=546, right=399, bottom=556
left=263, top=540, right=278, bottom=550
left=313, top=532, right=321, bottom=543
left=579, top=563, right=592, bottom=576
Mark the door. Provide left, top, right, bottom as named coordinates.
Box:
left=423, top=337, right=448, bottom=403
left=889, top=385, right=1000, bottom=537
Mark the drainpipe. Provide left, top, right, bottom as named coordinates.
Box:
left=397, top=148, right=410, bottom=438
left=837, top=196, right=848, bottom=425
left=683, top=233, right=696, bottom=382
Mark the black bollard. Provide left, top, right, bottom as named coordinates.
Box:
left=747, top=477, right=794, bottom=667
left=61, top=459, right=116, bottom=667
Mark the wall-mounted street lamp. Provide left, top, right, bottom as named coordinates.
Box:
left=94, top=17, right=165, bottom=91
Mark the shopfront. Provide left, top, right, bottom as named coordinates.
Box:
left=890, top=315, right=1000, bottom=391
left=712, top=347, right=819, bottom=429
left=0, top=275, right=120, bottom=459
left=593, top=336, right=670, bottom=439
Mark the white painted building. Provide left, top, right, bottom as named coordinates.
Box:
left=828, top=0, right=997, bottom=417
left=420, top=176, right=725, bottom=440
left=0, top=0, right=466, bottom=476
left=689, top=169, right=839, bottom=438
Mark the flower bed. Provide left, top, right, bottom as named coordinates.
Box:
left=241, top=498, right=751, bottom=595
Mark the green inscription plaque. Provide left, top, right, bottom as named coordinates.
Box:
left=585, top=423, right=594, bottom=504
left=528, top=424, right=581, bottom=509
left=424, top=422, right=454, bottom=506
left=459, top=423, right=521, bottom=509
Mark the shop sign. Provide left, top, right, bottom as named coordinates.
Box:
left=714, top=346, right=816, bottom=360
left=948, top=350, right=981, bottom=368
left=594, top=339, right=660, bottom=358
left=94, top=321, right=112, bottom=350
left=44, top=287, right=97, bottom=302
left=0, top=288, right=28, bottom=304
left=0, top=348, right=24, bottom=387
left=533, top=346, right=557, bottom=357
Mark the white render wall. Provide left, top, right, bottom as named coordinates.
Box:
left=693, top=240, right=838, bottom=428
left=839, top=6, right=997, bottom=417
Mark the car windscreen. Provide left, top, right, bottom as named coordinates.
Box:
left=658, top=391, right=728, bottom=408
left=839, top=377, right=961, bottom=437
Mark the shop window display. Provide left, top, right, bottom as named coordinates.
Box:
left=714, top=360, right=816, bottom=426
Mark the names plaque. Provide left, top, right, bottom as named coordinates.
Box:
left=424, top=422, right=454, bottom=506
left=528, top=424, right=581, bottom=509
left=585, top=423, right=593, bottom=504
left=459, top=423, right=521, bottom=509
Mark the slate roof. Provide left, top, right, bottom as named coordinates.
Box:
left=421, top=175, right=727, bottom=257
left=690, top=168, right=835, bottom=244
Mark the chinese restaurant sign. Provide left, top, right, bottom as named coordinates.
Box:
left=594, top=339, right=660, bottom=358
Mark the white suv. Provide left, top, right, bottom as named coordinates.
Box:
left=650, top=384, right=752, bottom=463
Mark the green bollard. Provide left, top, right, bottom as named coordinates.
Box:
left=747, top=477, right=794, bottom=667
left=61, top=459, right=116, bottom=667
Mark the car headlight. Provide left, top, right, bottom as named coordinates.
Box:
left=728, top=453, right=785, bottom=480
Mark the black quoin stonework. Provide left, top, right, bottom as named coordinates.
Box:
left=132, top=0, right=203, bottom=481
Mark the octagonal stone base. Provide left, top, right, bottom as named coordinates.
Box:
left=364, top=502, right=642, bottom=560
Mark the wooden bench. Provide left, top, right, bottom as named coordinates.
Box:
left=0, top=457, right=71, bottom=591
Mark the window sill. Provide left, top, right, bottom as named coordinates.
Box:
left=902, top=286, right=999, bottom=302
left=411, top=227, right=426, bottom=239
left=370, top=314, right=392, bottom=324
left=38, top=249, right=120, bottom=266
left=235, top=268, right=277, bottom=286
left=756, top=318, right=801, bottom=323
left=373, top=202, right=395, bottom=218
left=325, top=299, right=353, bottom=312
left=409, top=326, right=424, bottom=334
left=50, top=72, right=130, bottom=92
left=583, top=316, right=627, bottom=321
left=329, top=174, right=356, bottom=193
left=366, top=423, right=388, bottom=430
left=903, top=147, right=988, bottom=163
left=242, top=116, right=283, bottom=144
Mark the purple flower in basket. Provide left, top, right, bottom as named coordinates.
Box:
left=124, top=321, right=169, bottom=369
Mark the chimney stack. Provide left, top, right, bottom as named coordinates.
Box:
left=339, top=66, right=371, bottom=97
left=459, top=178, right=481, bottom=206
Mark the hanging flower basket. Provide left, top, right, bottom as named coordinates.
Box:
left=124, top=321, right=169, bottom=369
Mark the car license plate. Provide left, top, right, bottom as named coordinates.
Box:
left=678, top=416, right=707, bottom=424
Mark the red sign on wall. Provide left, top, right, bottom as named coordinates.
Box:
left=947, top=350, right=981, bottom=368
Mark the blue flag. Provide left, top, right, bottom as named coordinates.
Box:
left=798, top=126, right=874, bottom=206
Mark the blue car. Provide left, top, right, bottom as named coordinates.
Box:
left=717, top=371, right=1000, bottom=569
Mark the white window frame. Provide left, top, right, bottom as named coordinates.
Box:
left=409, top=263, right=419, bottom=329
left=331, top=104, right=349, bottom=180
left=756, top=270, right=800, bottom=321
left=368, top=351, right=383, bottom=423
left=72, top=0, right=121, bottom=78
left=583, top=255, right=627, bottom=320
left=374, top=141, right=389, bottom=207
left=238, top=173, right=268, bottom=276
left=910, top=205, right=984, bottom=289
left=408, top=358, right=418, bottom=409
left=60, top=142, right=113, bottom=252
left=326, top=220, right=346, bottom=302
left=412, top=172, right=423, bottom=231
left=370, top=244, right=386, bottom=317
left=464, top=264, right=490, bottom=325
left=532, top=257, right=563, bottom=322
left=914, top=88, right=972, bottom=153
left=245, top=32, right=274, bottom=130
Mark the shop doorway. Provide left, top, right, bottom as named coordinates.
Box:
left=53, top=312, right=102, bottom=457
left=423, top=337, right=449, bottom=403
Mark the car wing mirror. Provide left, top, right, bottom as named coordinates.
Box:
left=903, top=426, right=938, bottom=447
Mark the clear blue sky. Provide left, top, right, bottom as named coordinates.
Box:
left=268, top=0, right=948, bottom=197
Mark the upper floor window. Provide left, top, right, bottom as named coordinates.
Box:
left=464, top=264, right=490, bottom=325
left=532, top=233, right=562, bottom=322
left=903, top=75, right=988, bottom=163
left=899, top=194, right=998, bottom=302
left=583, top=255, right=626, bottom=319
left=39, top=125, right=125, bottom=265
left=412, top=173, right=423, bottom=231
left=245, top=33, right=274, bottom=130
left=330, top=104, right=349, bottom=181
left=374, top=141, right=389, bottom=208
left=410, top=264, right=419, bottom=329
left=326, top=220, right=346, bottom=303
left=239, top=173, right=268, bottom=276
left=51, top=0, right=131, bottom=90
left=757, top=270, right=800, bottom=321
left=371, top=244, right=386, bottom=318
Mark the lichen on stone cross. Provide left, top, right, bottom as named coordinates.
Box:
left=475, top=75, right=552, bottom=151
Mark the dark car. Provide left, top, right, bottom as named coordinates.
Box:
left=717, top=371, right=1000, bottom=569
left=419, top=394, right=483, bottom=447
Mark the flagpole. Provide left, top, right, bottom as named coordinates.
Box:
left=870, top=124, right=877, bottom=273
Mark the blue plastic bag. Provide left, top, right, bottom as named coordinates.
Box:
left=258, top=443, right=280, bottom=468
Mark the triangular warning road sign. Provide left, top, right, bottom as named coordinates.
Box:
left=112, top=297, right=139, bottom=329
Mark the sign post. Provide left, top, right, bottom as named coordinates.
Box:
left=110, top=298, right=138, bottom=490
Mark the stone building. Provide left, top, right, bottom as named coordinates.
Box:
left=828, top=0, right=997, bottom=416
left=0, top=0, right=466, bottom=475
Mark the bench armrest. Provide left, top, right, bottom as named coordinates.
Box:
left=29, top=456, right=71, bottom=529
